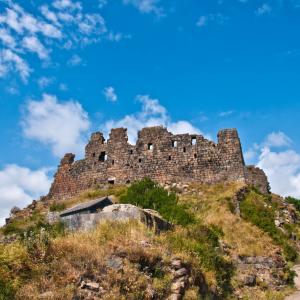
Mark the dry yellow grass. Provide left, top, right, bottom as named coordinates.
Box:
left=180, top=183, right=278, bottom=257
left=1, top=182, right=298, bottom=300
left=14, top=220, right=172, bottom=299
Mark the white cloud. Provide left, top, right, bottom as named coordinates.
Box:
left=265, top=131, right=291, bottom=147
left=103, top=94, right=202, bottom=144
left=123, top=0, right=164, bottom=16
left=0, top=28, right=16, bottom=48
left=67, top=54, right=82, bottom=66
left=38, top=76, right=55, bottom=88
left=0, top=1, right=113, bottom=81
left=107, top=32, right=131, bottom=42
left=196, top=16, right=207, bottom=27
left=98, top=0, right=108, bottom=8
left=22, top=94, right=90, bottom=157
left=0, top=165, right=52, bottom=226
left=257, top=147, right=300, bottom=198
left=6, top=85, right=19, bottom=95
left=52, top=0, right=82, bottom=11
left=0, top=49, right=31, bottom=82
left=59, top=82, right=68, bottom=91
left=22, top=36, right=49, bottom=59
left=219, top=110, right=234, bottom=117
left=196, top=13, right=228, bottom=27
left=255, top=4, right=272, bottom=15
left=245, top=132, right=300, bottom=198
left=103, top=86, right=118, bottom=102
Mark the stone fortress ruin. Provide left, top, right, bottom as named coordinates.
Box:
left=47, top=126, right=270, bottom=201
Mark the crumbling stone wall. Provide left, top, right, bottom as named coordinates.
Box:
left=245, top=166, right=271, bottom=194
left=47, top=126, right=269, bottom=201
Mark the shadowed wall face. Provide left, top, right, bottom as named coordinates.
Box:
left=47, top=126, right=269, bottom=201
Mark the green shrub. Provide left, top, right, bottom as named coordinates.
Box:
left=240, top=192, right=297, bottom=261
left=120, top=178, right=195, bottom=225
left=49, top=202, right=66, bottom=212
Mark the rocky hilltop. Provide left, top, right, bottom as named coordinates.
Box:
left=1, top=127, right=300, bottom=300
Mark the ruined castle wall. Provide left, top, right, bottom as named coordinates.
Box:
left=47, top=126, right=268, bottom=201
left=245, top=166, right=270, bottom=194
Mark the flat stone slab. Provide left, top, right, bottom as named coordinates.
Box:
left=60, top=203, right=172, bottom=233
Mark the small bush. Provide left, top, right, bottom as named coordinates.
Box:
left=120, top=178, right=195, bottom=225
left=49, top=202, right=66, bottom=212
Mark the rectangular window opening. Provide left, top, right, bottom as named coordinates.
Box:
left=148, top=143, right=153, bottom=150
left=99, top=152, right=107, bottom=162
left=191, top=137, right=197, bottom=146
left=172, top=140, right=178, bottom=148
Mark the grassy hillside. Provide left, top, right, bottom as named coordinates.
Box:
left=1, top=180, right=299, bottom=299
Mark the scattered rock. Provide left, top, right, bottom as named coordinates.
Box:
left=106, top=256, right=123, bottom=270
left=39, top=291, right=54, bottom=298
left=46, top=211, right=60, bottom=225
left=85, top=282, right=100, bottom=292
left=171, top=259, right=182, bottom=270
left=174, top=268, right=188, bottom=278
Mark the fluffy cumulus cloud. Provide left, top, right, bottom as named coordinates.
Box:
left=22, top=94, right=90, bottom=158
left=103, top=94, right=202, bottom=144
left=0, top=165, right=52, bottom=226
left=0, top=0, right=118, bottom=81
left=123, top=0, right=164, bottom=16
left=245, top=132, right=300, bottom=198
left=103, top=86, right=118, bottom=102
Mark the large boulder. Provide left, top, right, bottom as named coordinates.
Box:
left=60, top=204, right=172, bottom=233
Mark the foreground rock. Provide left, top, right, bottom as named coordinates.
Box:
left=59, top=201, right=172, bottom=233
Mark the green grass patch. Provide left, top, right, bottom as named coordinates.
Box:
left=166, top=223, right=234, bottom=297
left=49, top=202, right=66, bottom=212
left=286, top=196, right=300, bottom=212
left=0, top=278, right=16, bottom=300
left=240, top=191, right=297, bottom=261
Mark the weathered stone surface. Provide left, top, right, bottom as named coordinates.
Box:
left=46, top=126, right=270, bottom=202
left=60, top=204, right=172, bottom=232
left=244, top=166, right=270, bottom=194
left=235, top=255, right=287, bottom=288
left=46, top=211, right=60, bottom=225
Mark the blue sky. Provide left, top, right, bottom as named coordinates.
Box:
left=1, top=0, right=300, bottom=224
